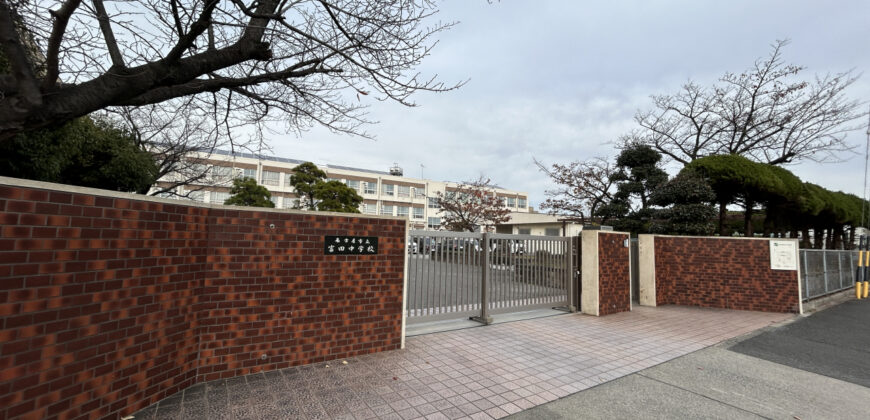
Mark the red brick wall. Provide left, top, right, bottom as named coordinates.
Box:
left=654, top=236, right=799, bottom=313
left=195, top=209, right=405, bottom=381
left=597, top=232, right=631, bottom=316
left=0, top=181, right=405, bottom=420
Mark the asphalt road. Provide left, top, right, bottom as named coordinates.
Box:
left=509, top=298, right=870, bottom=419
left=730, top=298, right=870, bottom=388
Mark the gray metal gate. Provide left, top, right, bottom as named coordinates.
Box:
left=800, top=249, right=858, bottom=301
left=406, top=230, right=574, bottom=324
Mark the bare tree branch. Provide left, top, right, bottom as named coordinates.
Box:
left=118, top=59, right=335, bottom=106
left=91, top=0, right=125, bottom=68
left=534, top=157, right=616, bottom=225
left=42, top=0, right=83, bottom=90
left=0, top=0, right=461, bottom=143
left=434, top=176, right=512, bottom=232
left=630, top=40, right=867, bottom=166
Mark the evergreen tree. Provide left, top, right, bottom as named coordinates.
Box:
left=286, top=162, right=363, bottom=213
left=288, top=162, right=328, bottom=210
left=314, top=180, right=363, bottom=213
left=649, top=169, right=716, bottom=235
left=596, top=144, right=668, bottom=233
left=0, top=116, right=158, bottom=193
left=224, top=177, right=275, bottom=208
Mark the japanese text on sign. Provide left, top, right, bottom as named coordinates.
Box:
left=770, top=240, right=797, bottom=270
left=324, top=236, right=379, bottom=255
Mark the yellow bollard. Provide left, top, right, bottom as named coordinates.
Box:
left=858, top=252, right=866, bottom=299
left=864, top=281, right=869, bottom=299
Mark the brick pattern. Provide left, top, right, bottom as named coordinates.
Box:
left=0, top=183, right=405, bottom=420
left=654, top=236, right=799, bottom=313
left=132, top=306, right=792, bottom=419
left=196, top=209, right=405, bottom=382
left=597, top=232, right=631, bottom=316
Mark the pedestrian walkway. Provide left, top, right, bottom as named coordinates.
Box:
left=131, top=306, right=791, bottom=420
left=510, top=298, right=870, bottom=419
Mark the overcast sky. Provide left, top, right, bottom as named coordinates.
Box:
left=268, top=0, right=870, bottom=209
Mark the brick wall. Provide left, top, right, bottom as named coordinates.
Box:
left=597, top=232, right=631, bottom=316
left=0, top=179, right=406, bottom=420
left=196, top=209, right=405, bottom=381
left=654, top=236, right=799, bottom=313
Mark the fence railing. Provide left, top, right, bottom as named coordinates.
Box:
left=406, top=230, right=573, bottom=324
left=800, top=249, right=858, bottom=301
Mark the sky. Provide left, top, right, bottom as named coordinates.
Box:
left=268, top=0, right=870, bottom=210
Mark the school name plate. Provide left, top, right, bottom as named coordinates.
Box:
left=769, top=240, right=797, bottom=270
left=324, top=236, right=378, bottom=255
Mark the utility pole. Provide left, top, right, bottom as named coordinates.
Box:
left=863, top=106, right=870, bottom=231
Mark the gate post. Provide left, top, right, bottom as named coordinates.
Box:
left=554, top=237, right=577, bottom=312
left=471, top=232, right=493, bottom=324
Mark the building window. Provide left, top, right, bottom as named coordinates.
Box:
left=211, top=166, right=233, bottom=182
left=381, top=205, right=393, bottom=216
left=414, top=187, right=425, bottom=198
left=284, top=198, right=297, bottom=209
left=242, top=168, right=257, bottom=179
left=187, top=190, right=205, bottom=202
left=413, top=207, right=424, bottom=219
left=383, top=184, right=394, bottom=196
left=518, top=198, right=527, bottom=209
left=427, top=217, right=441, bottom=229
left=261, top=170, right=279, bottom=186
left=155, top=189, right=177, bottom=199
left=364, top=181, right=377, bottom=195
left=346, top=180, right=360, bottom=192
left=507, top=197, right=516, bottom=207
left=518, top=228, right=531, bottom=235
left=363, top=203, right=377, bottom=214
left=545, top=228, right=560, bottom=237
left=210, top=191, right=229, bottom=204
left=428, top=197, right=439, bottom=209
left=397, top=185, right=410, bottom=198
left=397, top=206, right=409, bottom=217
left=270, top=196, right=279, bottom=207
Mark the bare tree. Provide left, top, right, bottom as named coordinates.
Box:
left=110, top=100, right=241, bottom=198
left=534, top=157, right=616, bottom=225
left=631, top=40, right=866, bottom=166
left=434, top=176, right=511, bottom=232
left=0, top=0, right=460, bottom=141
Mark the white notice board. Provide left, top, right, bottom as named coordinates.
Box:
left=770, top=240, right=797, bottom=270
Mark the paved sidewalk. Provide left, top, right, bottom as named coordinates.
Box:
left=510, top=298, right=870, bottom=419
left=132, top=306, right=790, bottom=419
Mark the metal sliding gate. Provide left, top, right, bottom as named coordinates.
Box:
left=406, top=230, right=574, bottom=324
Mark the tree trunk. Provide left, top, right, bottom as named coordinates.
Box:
left=743, top=199, right=754, bottom=237
left=762, top=209, right=773, bottom=237
left=801, top=228, right=811, bottom=248
left=848, top=226, right=856, bottom=250
left=813, top=227, right=824, bottom=249
left=832, top=226, right=843, bottom=250
left=718, top=201, right=728, bottom=236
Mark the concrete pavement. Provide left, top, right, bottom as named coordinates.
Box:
left=131, top=306, right=789, bottom=419
left=509, top=298, right=870, bottom=420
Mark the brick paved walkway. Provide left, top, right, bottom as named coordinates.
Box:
left=132, top=306, right=791, bottom=420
